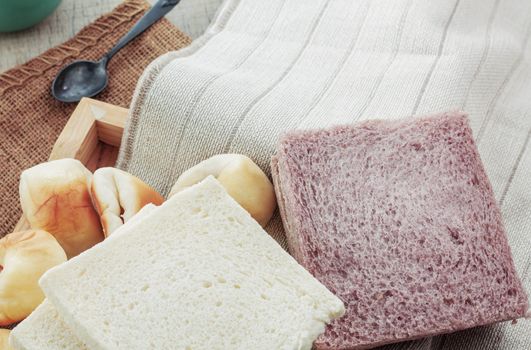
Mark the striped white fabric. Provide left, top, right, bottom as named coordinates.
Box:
left=117, top=0, right=531, bottom=348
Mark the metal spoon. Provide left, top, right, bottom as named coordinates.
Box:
left=52, top=0, right=180, bottom=103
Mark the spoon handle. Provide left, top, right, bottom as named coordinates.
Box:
left=103, top=0, right=181, bottom=63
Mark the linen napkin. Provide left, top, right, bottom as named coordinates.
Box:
left=0, top=0, right=191, bottom=236
left=118, top=0, right=530, bottom=348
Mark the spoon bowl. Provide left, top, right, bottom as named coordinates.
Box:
left=50, top=0, right=180, bottom=103
left=52, top=59, right=108, bottom=103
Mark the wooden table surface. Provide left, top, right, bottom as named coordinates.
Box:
left=0, top=0, right=223, bottom=73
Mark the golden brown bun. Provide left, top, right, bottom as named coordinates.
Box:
left=169, top=154, right=277, bottom=227
left=0, top=231, right=66, bottom=326
left=91, top=168, right=164, bottom=237
left=0, top=329, right=13, bottom=350
left=19, top=159, right=104, bottom=258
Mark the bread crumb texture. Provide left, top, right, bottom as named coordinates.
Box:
left=10, top=300, right=87, bottom=350
left=273, top=112, right=529, bottom=350
left=40, top=177, right=344, bottom=350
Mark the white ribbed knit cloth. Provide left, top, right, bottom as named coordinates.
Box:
left=117, top=0, right=530, bottom=348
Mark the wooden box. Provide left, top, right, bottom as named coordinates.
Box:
left=14, top=98, right=128, bottom=232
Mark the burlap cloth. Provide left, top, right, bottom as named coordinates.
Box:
left=0, top=0, right=191, bottom=237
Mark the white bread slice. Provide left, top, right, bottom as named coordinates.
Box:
left=9, top=300, right=87, bottom=350
left=40, top=177, right=345, bottom=350
left=9, top=205, right=157, bottom=350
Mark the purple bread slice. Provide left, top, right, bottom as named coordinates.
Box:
left=271, top=112, right=528, bottom=350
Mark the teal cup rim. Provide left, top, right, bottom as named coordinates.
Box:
left=0, top=0, right=63, bottom=33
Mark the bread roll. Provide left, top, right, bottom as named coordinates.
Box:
left=0, top=230, right=66, bottom=326
left=91, top=168, right=164, bottom=237
left=19, top=159, right=104, bottom=258
left=169, top=154, right=276, bottom=227
left=0, top=329, right=13, bottom=350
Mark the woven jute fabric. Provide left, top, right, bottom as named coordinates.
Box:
left=117, top=0, right=530, bottom=349
left=0, top=0, right=191, bottom=237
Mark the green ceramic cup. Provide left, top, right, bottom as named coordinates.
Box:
left=0, top=0, right=62, bottom=32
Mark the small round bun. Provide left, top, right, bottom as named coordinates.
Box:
left=169, top=154, right=277, bottom=227
left=0, top=230, right=66, bottom=326
left=0, top=329, right=13, bottom=350
left=91, top=168, right=164, bottom=237
left=19, top=159, right=104, bottom=258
